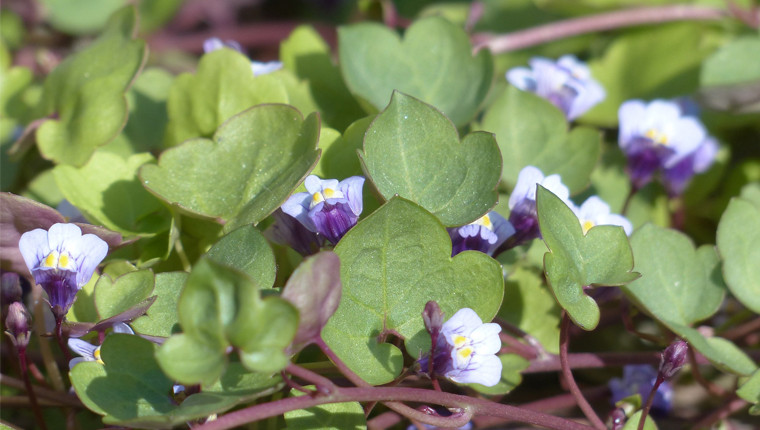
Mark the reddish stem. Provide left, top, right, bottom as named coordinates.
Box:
left=559, top=314, right=607, bottom=430
left=473, top=5, right=727, bottom=53
left=18, top=347, right=48, bottom=430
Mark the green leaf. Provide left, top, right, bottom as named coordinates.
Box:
left=499, top=267, right=561, bottom=355
left=156, top=259, right=298, bottom=385
left=120, top=67, right=174, bottom=154
left=585, top=23, right=719, bottom=126
left=737, top=369, right=760, bottom=411
left=667, top=322, right=757, bottom=376
left=360, top=92, right=501, bottom=226
left=33, top=6, right=146, bottom=166
left=323, top=197, right=503, bottom=385
left=39, top=0, right=126, bottom=35
left=469, top=354, right=530, bottom=395
left=621, top=410, right=658, bottom=430
left=285, top=387, right=366, bottom=430
left=622, top=224, right=725, bottom=327
left=94, top=268, right=154, bottom=320
left=53, top=152, right=169, bottom=236
left=537, top=186, right=639, bottom=330
left=480, top=85, right=601, bottom=194
left=131, top=272, right=186, bottom=337
left=141, top=104, right=321, bottom=230
left=281, top=25, right=364, bottom=130
left=339, top=17, right=492, bottom=128
left=717, top=198, right=760, bottom=313
left=319, top=116, right=372, bottom=180
left=70, top=334, right=174, bottom=421
left=205, top=225, right=276, bottom=288
left=700, top=35, right=760, bottom=86
left=164, top=49, right=315, bottom=146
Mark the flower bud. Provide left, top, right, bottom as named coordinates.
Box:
left=423, top=301, right=444, bottom=336
left=659, top=340, right=688, bottom=380
left=5, top=302, right=31, bottom=348
left=1, top=272, right=23, bottom=304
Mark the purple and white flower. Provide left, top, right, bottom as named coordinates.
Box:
left=573, top=196, right=633, bottom=236
left=265, top=208, right=326, bottom=256
left=18, top=223, right=108, bottom=319
left=203, top=37, right=283, bottom=77
left=609, top=365, right=673, bottom=416
left=507, top=166, right=571, bottom=246
left=618, top=99, right=708, bottom=189
left=662, top=136, right=719, bottom=196
left=448, top=211, right=515, bottom=257
left=419, top=308, right=502, bottom=387
left=507, top=55, right=605, bottom=120
left=281, top=175, right=365, bottom=245
left=68, top=323, right=133, bottom=368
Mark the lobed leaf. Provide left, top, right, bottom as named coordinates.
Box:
left=323, top=197, right=503, bottom=385
left=360, top=92, right=501, bottom=226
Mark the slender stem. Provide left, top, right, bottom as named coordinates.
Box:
left=192, top=385, right=594, bottom=430
left=473, top=5, right=727, bottom=53
left=495, top=317, right=546, bottom=358
left=559, top=313, right=607, bottom=430
left=174, top=236, right=192, bottom=272
left=314, top=337, right=466, bottom=427
left=54, top=317, right=72, bottom=363
left=0, top=374, right=83, bottom=407
left=637, top=374, right=663, bottom=430
left=621, top=186, right=637, bottom=218
left=367, top=411, right=401, bottom=430
left=285, top=363, right=336, bottom=395
left=18, top=347, right=49, bottom=430
left=687, top=346, right=727, bottom=397
left=32, top=289, right=64, bottom=392
left=720, top=316, right=760, bottom=341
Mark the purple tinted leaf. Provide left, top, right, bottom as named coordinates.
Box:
left=66, top=295, right=157, bottom=338
left=281, top=251, right=341, bottom=353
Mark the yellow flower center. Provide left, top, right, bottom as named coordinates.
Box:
left=472, top=214, right=493, bottom=230
left=645, top=128, right=669, bottom=146
left=310, top=188, right=341, bottom=209
left=457, top=346, right=474, bottom=361
left=582, top=220, right=595, bottom=234
left=94, top=347, right=104, bottom=365
left=453, top=335, right=468, bottom=348
left=42, top=250, right=72, bottom=270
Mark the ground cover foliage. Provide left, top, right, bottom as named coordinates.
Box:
left=1, top=0, right=760, bottom=429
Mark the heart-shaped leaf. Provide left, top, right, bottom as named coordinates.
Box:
left=359, top=92, right=501, bottom=226
left=717, top=198, right=760, bottom=313
left=156, top=258, right=298, bottom=386
left=699, top=36, right=760, bottom=113
left=94, top=267, right=154, bottom=320
left=537, top=186, right=640, bottom=330
left=70, top=334, right=174, bottom=421
left=480, top=86, right=601, bottom=194
left=737, top=369, right=760, bottom=412
left=622, top=224, right=725, bottom=327
left=31, top=6, right=147, bottom=166
left=72, top=335, right=282, bottom=428
left=140, top=104, right=321, bottom=230
left=164, top=49, right=315, bottom=146
left=339, top=17, right=492, bottom=128
left=322, top=197, right=503, bottom=385
left=53, top=152, right=170, bottom=236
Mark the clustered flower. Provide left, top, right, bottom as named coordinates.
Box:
left=19, top=223, right=108, bottom=320
left=507, top=55, right=606, bottom=120
left=418, top=306, right=503, bottom=387
left=203, top=37, right=283, bottom=76
left=508, top=165, right=572, bottom=246
left=618, top=99, right=718, bottom=195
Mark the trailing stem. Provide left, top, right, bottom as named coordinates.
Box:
left=559, top=313, right=607, bottom=430
left=17, top=346, right=49, bottom=430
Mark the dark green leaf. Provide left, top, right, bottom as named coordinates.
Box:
left=323, top=197, right=503, bottom=384
left=717, top=198, right=760, bottom=313
left=360, top=92, right=501, bottom=226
